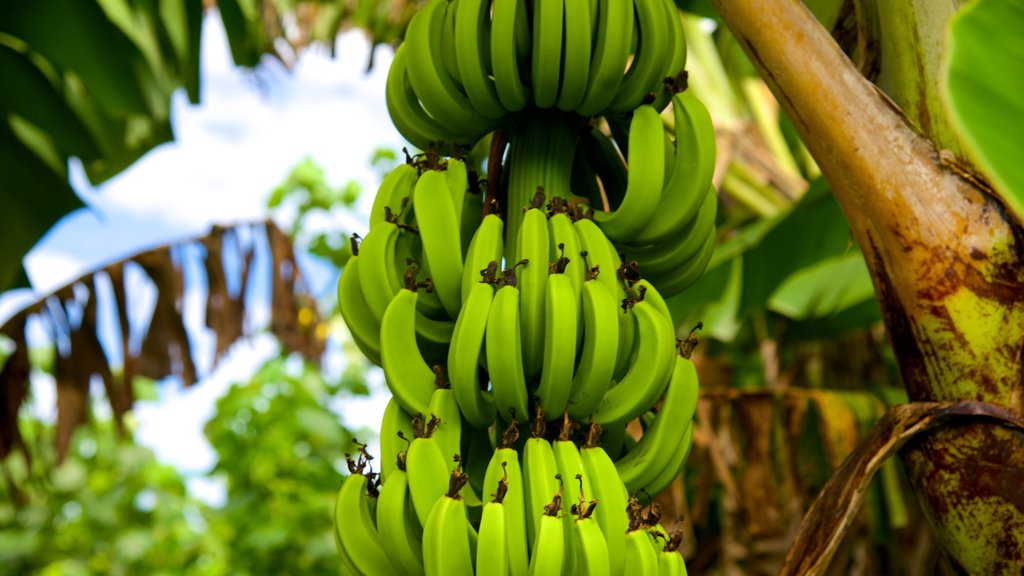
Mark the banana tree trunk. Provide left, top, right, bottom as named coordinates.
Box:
left=706, top=0, right=1024, bottom=572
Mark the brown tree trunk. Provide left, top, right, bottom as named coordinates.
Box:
left=706, top=0, right=1024, bottom=571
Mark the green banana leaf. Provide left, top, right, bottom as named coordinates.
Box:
left=767, top=251, right=875, bottom=321
left=668, top=177, right=881, bottom=342
left=0, top=0, right=152, bottom=117
left=0, top=124, right=83, bottom=292
left=0, top=0, right=203, bottom=292
left=945, top=0, right=1024, bottom=224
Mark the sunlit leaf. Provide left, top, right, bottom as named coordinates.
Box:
left=945, top=0, right=1024, bottom=223
left=740, top=178, right=852, bottom=317
left=0, top=0, right=151, bottom=116
left=50, top=460, right=88, bottom=493
left=767, top=251, right=875, bottom=321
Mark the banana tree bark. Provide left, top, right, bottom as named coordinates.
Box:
left=707, top=0, right=1024, bottom=572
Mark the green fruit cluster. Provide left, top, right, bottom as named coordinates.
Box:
left=386, top=0, right=686, bottom=149
left=337, top=416, right=692, bottom=575
left=336, top=0, right=715, bottom=573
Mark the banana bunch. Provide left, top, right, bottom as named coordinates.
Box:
left=338, top=147, right=697, bottom=431
left=578, top=92, right=719, bottom=299
left=335, top=0, right=718, bottom=571
left=336, top=413, right=694, bottom=576
left=337, top=155, right=483, bottom=415
left=385, top=0, right=687, bottom=151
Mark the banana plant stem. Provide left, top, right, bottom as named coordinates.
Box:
left=708, top=1, right=1024, bottom=573
left=503, top=110, right=584, bottom=264
left=708, top=0, right=1024, bottom=404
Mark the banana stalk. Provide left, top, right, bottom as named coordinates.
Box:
left=708, top=0, right=1024, bottom=573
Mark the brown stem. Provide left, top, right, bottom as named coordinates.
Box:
left=707, top=0, right=1024, bottom=408
left=779, top=401, right=1024, bottom=575
left=709, top=2, right=1024, bottom=572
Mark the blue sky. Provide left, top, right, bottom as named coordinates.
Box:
left=2, top=13, right=402, bottom=505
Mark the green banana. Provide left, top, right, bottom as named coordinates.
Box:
left=337, top=255, right=382, bottom=367
left=406, top=427, right=452, bottom=528
left=552, top=430, right=592, bottom=576
left=577, top=0, right=634, bottom=116
left=573, top=216, right=623, bottom=310
left=490, top=0, right=529, bottom=112
left=385, top=43, right=458, bottom=150
left=483, top=423, right=530, bottom=576
left=380, top=396, right=416, bottom=482
left=657, top=529, right=689, bottom=576
left=516, top=207, right=550, bottom=380
left=641, top=224, right=717, bottom=298
left=613, top=305, right=637, bottom=383
left=648, top=522, right=670, bottom=553
left=427, top=386, right=463, bottom=471
left=487, top=282, right=531, bottom=424
left=573, top=511, right=611, bottom=576
left=370, top=162, right=418, bottom=229
left=651, top=0, right=688, bottom=110
left=446, top=157, right=469, bottom=230
left=522, top=432, right=560, bottom=553
left=448, top=281, right=498, bottom=429
left=439, top=0, right=461, bottom=91
left=632, top=278, right=673, bottom=326
left=375, top=462, right=425, bottom=576
left=580, top=426, right=629, bottom=576
left=476, top=475, right=511, bottom=576
left=405, top=0, right=494, bottom=140
left=593, top=105, right=667, bottom=242
left=381, top=287, right=441, bottom=417
left=356, top=220, right=402, bottom=323
left=423, top=470, right=475, bottom=576
left=616, top=355, right=699, bottom=493
left=556, top=0, right=592, bottom=111
left=536, top=271, right=579, bottom=418
left=334, top=472, right=390, bottom=575
left=659, top=549, right=688, bottom=576
left=460, top=183, right=485, bottom=258
left=623, top=527, right=660, bottom=575
left=567, top=278, right=620, bottom=419
left=637, top=422, right=693, bottom=504
left=622, top=182, right=718, bottom=280
left=414, top=169, right=464, bottom=318
left=609, top=0, right=673, bottom=113
left=398, top=234, right=450, bottom=322
left=547, top=212, right=586, bottom=296
left=531, top=0, right=564, bottom=109
left=453, top=0, right=505, bottom=120
left=592, top=299, right=675, bottom=427
left=527, top=490, right=565, bottom=576
left=462, top=214, right=504, bottom=303
left=632, top=81, right=716, bottom=246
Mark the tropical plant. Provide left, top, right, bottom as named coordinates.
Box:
left=0, top=411, right=227, bottom=575
left=2, top=0, right=1022, bottom=574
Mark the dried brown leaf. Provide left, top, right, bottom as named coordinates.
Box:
left=135, top=247, right=197, bottom=387
left=51, top=290, right=89, bottom=464
left=265, top=221, right=322, bottom=361
left=735, top=393, right=783, bottom=537
left=780, top=401, right=1024, bottom=576
left=0, top=220, right=320, bottom=461
left=201, top=225, right=246, bottom=361
left=0, top=316, right=30, bottom=458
